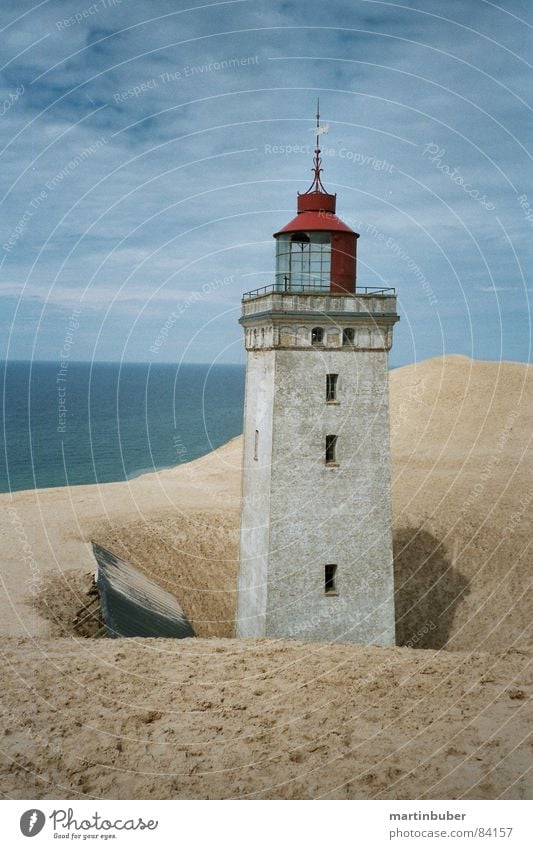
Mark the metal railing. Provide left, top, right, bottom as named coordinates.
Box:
left=242, top=282, right=396, bottom=300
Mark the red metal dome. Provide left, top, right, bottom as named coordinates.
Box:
left=274, top=209, right=356, bottom=237
left=274, top=104, right=358, bottom=239
left=273, top=148, right=357, bottom=238
left=273, top=105, right=360, bottom=293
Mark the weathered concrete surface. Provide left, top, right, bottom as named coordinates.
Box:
left=236, top=350, right=274, bottom=636
left=237, top=293, right=399, bottom=644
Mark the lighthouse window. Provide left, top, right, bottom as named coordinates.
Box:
left=325, top=564, right=338, bottom=595
left=312, top=327, right=324, bottom=346
left=326, top=374, right=338, bottom=402
left=275, top=231, right=331, bottom=290
left=342, top=327, right=355, bottom=346
left=254, top=430, right=259, bottom=461
left=325, top=434, right=338, bottom=465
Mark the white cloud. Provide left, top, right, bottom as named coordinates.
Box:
left=0, top=0, right=530, bottom=363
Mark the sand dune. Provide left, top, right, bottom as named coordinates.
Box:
left=25, top=354, right=532, bottom=651
left=0, top=355, right=531, bottom=799
left=390, top=356, right=532, bottom=653
left=2, top=637, right=530, bottom=800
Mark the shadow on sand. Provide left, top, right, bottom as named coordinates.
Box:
left=394, top=527, right=470, bottom=649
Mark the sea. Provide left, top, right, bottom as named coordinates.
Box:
left=0, top=361, right=245, bottom=494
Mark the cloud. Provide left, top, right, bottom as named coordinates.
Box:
left=0, top=0, right=530, bottom=364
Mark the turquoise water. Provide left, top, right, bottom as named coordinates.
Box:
left=0, top=362, right=245, bottom=493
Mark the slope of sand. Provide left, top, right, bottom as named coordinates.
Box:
left=0, top=436, right=242, bottom=639
left=0, top=355, right=531, bottom=799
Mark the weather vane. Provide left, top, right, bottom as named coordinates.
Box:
left=306, top=98, right=330, bottom=194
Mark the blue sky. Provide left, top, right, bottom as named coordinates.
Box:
left=0, top=0, right=530, bottom=366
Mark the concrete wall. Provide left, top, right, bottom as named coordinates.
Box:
left=237, top=296, right=397, bottom=645
left=235, top=350, right=275, bottom=637
left=266, top=348, right=395, bottom=644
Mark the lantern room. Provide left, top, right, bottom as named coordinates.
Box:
left=273, top=111, right=359, bottom=294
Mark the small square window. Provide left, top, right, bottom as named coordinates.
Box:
left=312, top=327, right=324, bottom=345
left=342, top=328, right=355, bottom=346
left=325, top=434, right=338, bottom=465
left=326, top=374, right=338, bottom=402
left=325, top=564, right=337, bottom=595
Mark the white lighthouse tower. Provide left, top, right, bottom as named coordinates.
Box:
left=236, top=114, right=399, bottom=644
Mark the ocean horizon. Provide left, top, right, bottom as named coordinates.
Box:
left=0, top=361, right=245, bottom=494
left=1, top=359, right=405, bottom=494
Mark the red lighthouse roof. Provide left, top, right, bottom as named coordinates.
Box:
left=274, top=209, right=355, bottom=237
left=274, top=102, right=357, bottom=238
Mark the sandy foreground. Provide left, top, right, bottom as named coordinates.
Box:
left=1, top=355, right=532, bottom=799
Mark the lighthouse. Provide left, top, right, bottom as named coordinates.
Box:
left=236, top=111, right=399, bottom=644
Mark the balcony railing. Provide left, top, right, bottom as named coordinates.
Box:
left=242, top=282, right=396, bottom=301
